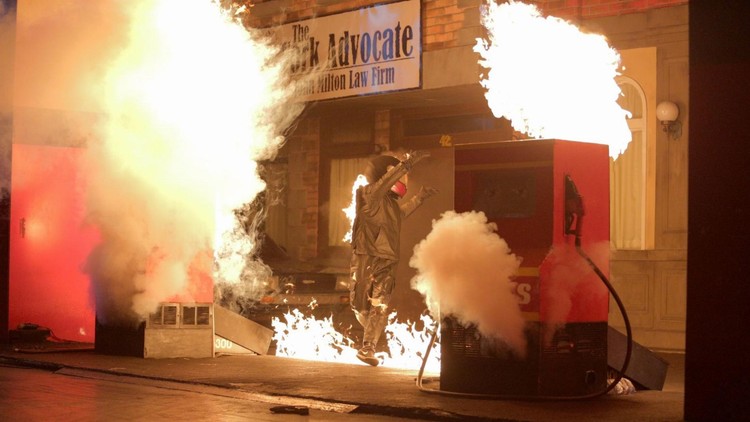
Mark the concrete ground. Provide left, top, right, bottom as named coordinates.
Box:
left=0, top=345, right=684, bottom=421
left=0, top=364, right=420, bottom=421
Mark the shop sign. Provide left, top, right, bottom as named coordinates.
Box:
left=276, top=0, right=421, bottom=101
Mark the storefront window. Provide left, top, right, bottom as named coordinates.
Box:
left=328, top=157, right=369, bottom=247
left=611, top=78, right=647, bottom=250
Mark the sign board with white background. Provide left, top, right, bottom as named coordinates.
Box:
left=275, top=0, right=421, bottom=101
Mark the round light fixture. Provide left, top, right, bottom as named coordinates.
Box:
left=656, top=101, right=679, bottom=123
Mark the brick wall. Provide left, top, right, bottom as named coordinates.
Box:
left=241, top=0, right=687, bottom=55
left=243, top=0, right=388, bottom=28
left=423, top=0, right=483, bottom=50
left=527, top=0, right=688, bottom=20
left=241, top=0, right=483, bottom=52
left=285, top=116, right=320, bottom=260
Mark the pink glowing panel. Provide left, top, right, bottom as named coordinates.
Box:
left=9, top=144, right=99, bottom=342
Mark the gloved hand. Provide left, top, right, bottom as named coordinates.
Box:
left=417, top=186, right=439, bottom=201
left=403, top=150, right=430, bottom=169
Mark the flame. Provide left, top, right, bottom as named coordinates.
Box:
left=272, top=309, right=360, bottom=363
left=474, top=1, right=631, bottom=158
left=383, top=313, right=441, bottom=372
left=86, top=0, right=306, bottom=322
left=272, top=310, right=440, bottom=372
left=342, top=174, right=369, bottom=243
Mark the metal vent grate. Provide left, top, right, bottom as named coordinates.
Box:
left=181, top=305, right=211, bottom=326
left=148, top=303, right=211, bottom=328
left=445, top=318, right=482, bottom=358
left=149, top=307, right=163, bottom=326
left=541, top=323, right=607, bottom=358
left=196, top=306, right=210, bottom=325
left=163, top=305, right=178, bottom=325
left=183, top=306, right=196, bottom=325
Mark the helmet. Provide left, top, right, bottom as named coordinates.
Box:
left=365, top=155, right=400, bottom=184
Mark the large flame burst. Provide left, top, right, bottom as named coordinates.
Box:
left=475, top=1, right=631, bottom=158
left=87, top=0, right=306, bottom=323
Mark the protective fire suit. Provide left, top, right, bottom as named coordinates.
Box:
left=349, top=153, right=431, bottom=358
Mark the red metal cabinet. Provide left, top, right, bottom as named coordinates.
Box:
left=443, top=139, right=610, bottom=397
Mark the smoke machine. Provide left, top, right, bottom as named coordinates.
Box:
left=441, top=139, right=611, bottom=398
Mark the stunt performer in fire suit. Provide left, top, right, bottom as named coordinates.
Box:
left=350, top=151, right=438, bottom=366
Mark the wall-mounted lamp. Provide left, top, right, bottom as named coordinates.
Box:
left=656, top=101, right=682, bottom=140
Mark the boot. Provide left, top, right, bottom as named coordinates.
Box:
left=356, top=342, right=379, bottom=366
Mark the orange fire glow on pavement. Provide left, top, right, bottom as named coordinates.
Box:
left=273, top=310, right=440, bottom=373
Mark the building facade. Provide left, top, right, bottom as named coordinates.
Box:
left=0, top=0, right=689, bottom=352
left=245, top=0, right=689, bottom=351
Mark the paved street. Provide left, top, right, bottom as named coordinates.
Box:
left=0, top=363, right=413, bottom=421
left=0, top=349, right=686, bottom=422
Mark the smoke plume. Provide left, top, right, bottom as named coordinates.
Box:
left=78, top=0, right=307, bottom=325
left=409, top=211, right=527, bottom=356
left=540, top=242, right=610, bottom=345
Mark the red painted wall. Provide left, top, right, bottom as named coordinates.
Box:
left=9, top=144, right=98, bottom=342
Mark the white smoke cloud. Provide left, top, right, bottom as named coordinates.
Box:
left=409, top=211, right=527, bottom=356
left=540, top=242, right=610, bottom=345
